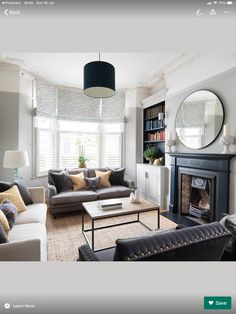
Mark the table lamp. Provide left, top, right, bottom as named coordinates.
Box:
left=3, top=150, right=29, bottom=179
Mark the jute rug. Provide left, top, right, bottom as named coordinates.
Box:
left=46, top=210, right=177, bottom=261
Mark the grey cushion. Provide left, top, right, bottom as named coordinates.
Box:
left=84, top=176, right=100, bottom=191
left=49, top=170, right=73, bottom=193
left=51, top=190, right=97, bottom=205
left=0, top=181, right=13, bottom=192
left=96, top=186, right=131, bottom=199
left=48, top=169, right=89, bottom=185
left=107, top=167, right=125, bottom=186
left=14, top=177, right=33, bottom=205
left=0, top=223, right=8, bottom=244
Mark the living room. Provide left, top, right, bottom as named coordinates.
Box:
left=0, top=52, right=236, bottom=262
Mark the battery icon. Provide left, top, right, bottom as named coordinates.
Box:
left=227, top=1, right=233, bottom=4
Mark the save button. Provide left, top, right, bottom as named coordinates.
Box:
left=204, top=296, right=232, bottom=310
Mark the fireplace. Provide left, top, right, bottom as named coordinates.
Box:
left=168, top=153, right=235, bottom=224
left=180, top=173, right=213, bottom=224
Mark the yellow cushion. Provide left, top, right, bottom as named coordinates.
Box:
left=70, top=173, right=86, bottom=191
left=0, top=185, right=27, bottom=213
left=95, top=170, right=111, bottom=187
left=0, top=210, right=10, bottom=233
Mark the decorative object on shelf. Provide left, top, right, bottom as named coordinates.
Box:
left=129, top=192, right=135, bottom=203
left=153, top=156, right=165, bottom=166
left=166, top=132, right=175, bottom=153
left=134, top=190, right=140, bottom=202
left=175, top=90, right=224, bottom=149
left=84, top=52, right=115, bottom=98
left=220, top=124, right=234, bottom=154
left=78, top=155, right=88, bottom=168
left=143, top=145, right=161, bottom=164
left=3, top=151, right=29, bottom=180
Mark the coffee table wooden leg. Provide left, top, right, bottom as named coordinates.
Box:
left=157, top=208, right=160, bottom=229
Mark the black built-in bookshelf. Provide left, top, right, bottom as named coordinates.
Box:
left=143, top=101, right=165, bottom=163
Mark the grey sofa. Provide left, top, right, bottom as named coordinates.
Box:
left=48, top=168, right=132, bottom=216
left=0, top=187, right=47, bottom=261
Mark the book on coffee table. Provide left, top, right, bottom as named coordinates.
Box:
left=98, top=199, right=123, bottom=210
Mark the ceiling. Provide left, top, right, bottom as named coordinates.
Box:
left=0, top=52, right=182, bottom=90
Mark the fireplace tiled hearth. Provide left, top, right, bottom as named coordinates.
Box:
left=165, top=153, right=236, bottom=226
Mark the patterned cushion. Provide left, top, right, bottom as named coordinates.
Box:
left=84, top=176, right=100, bottom=191
left=107, top=167, right=125, bottom=185
left=14, top=178, right=33, bottom=205
left=0, top=200, right=17, bottom=229
left=0, top=223, right=8, bottom=244
left=0, top=210, right=10, bottom=233
left=95, top=170, right=111, bottom=187
left=0, top=186, right=27, bottom=213
left=70, top=172, right=86, bottom=191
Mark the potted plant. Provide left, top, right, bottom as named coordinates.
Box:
left=143, top=146, right=161, bottom=164
left=78, top=155, right=88, bottom=168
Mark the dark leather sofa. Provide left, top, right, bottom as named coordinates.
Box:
left=79, top=222, right=231, bottom=261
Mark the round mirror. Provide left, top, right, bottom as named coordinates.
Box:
left=175, top=90, right=224, bottom=149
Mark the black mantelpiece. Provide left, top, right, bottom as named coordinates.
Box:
left=168, top=153, right=235, bottom=222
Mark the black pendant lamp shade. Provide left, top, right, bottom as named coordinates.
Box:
left=84, top=60, right=115, bottom=98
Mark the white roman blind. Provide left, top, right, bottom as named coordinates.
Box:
left=34, top=78, right=57, bottom=117
left=34, top=117, right=55, bottom=176
left=101, top=91, right=125, bottom=122
left=58, top=88, right=100, bottom=122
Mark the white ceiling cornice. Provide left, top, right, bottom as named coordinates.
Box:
left=139, top=52, right=207, bottom=88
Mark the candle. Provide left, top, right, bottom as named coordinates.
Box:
left=223, top=124, right=230, bottom=137
left=167, top=132, right=172, bottom=141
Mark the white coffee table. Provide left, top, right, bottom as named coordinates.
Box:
left=82, top=197, right=160, bottom=251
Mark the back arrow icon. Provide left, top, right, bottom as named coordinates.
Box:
left=4, top=9, right=8, bottom=15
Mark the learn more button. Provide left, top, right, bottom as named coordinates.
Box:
left=204, top=296, right=232, bottom=310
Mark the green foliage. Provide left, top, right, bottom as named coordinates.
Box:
left=143, top=145, right=161, bottom=160
left=78, top=155, right=88, bottom=163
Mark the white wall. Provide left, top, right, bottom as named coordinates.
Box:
left=125, top=87, right=149, bottom=181
left=165, top=66, right=236, bottom=214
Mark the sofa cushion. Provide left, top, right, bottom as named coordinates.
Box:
left=0, top=185, right=27, bottom=213
left=0, top=210, right=10, bottom=233
left=15, top=203, right=47, bottom=225
left=8, top=223, right=47, bottom=261
left=0, top=200, right=17, bottom=229
left=14, top=178, right=33, bottom=205
left=50, top=170, right=73, bottom=193
left=95, top=170, right=111, bottom=187
left=0, top=223, right=8, bottom=244
left=96, top=186, right=131, bottom=199
left=84, top=176, right=100, bottom=191
left=107, top=167, right=125, bottom=186
left=87, top=168, right=107, bottom=178
left=0, top=181, right=13, bottom=192
left=51, top=190, right=97, bottom=205
left=70, top=172, right=86, bottom=191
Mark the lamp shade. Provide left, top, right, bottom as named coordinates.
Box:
left=3, top=151, right=29, bottom=169
left=84, top=61, right=115, bottom=98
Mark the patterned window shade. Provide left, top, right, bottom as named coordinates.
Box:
left=35, top=78, right=57, bottom=117
left=101, top=92, right=125, bottom=122
left=57, top=88, right=100, bottom=122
